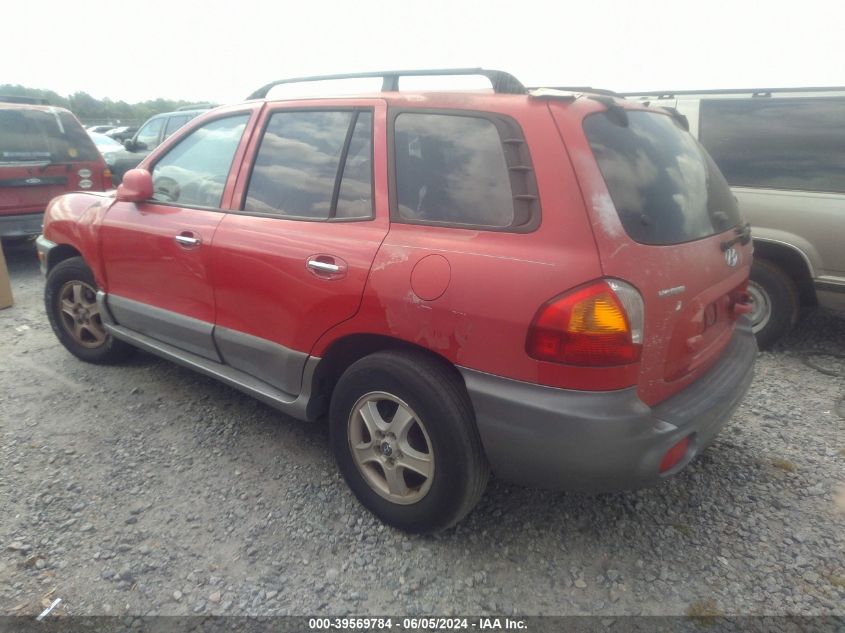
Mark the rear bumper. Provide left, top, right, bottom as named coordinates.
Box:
left=0, top=212, right=44, bottom=238
left=460, top=320, right=757, bottom=492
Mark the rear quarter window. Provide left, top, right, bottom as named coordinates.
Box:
left=392, top=112, right=538, bottom=230
left=699, top=97, right=845, bottom=194
left=584, top=109, right=740, bottom=245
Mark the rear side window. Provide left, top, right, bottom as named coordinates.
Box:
left=243, top=110, right=373, bottom=220
left=584, top=110, right=740, bottom=245
left=394, top=113, right=528, bottom=229
left=699, top=98, right=845, bottom=194
left=0, top=108, right=99, bottom=163
left=150, top=114, right=249, bottom=207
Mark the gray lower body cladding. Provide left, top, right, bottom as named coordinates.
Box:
left=460, top=321, right=757, bottom=492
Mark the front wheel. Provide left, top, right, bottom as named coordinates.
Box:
left=329, top=350, right=489, bottom=533
left=45, top=257, right=134, bottom=363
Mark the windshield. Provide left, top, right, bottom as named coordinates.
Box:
left=0, top=108, right=100, bottom=164
left=584, top=109, right=740, bottom=245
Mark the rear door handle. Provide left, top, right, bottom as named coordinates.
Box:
left=175, top=232, right=201, bottom=247
left=306, top=255, right=347, bottom=278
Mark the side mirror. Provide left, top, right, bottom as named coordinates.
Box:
left=123, top=139, right=135, bottom=151
left=116, top=169, right=153, bottom=202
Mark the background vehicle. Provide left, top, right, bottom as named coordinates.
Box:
left=1, top=103, right=110, bottom=239
left=37, top=69, right=756, bottom=532
left=106, top=109, right=209, bottom=185
left=623, top=87, right=845, bottom=347
left=88, top=132, right=124, bottom=179
left=105, top=125, right=138, bottom=142
left=86, top=125, right=115, bottom=134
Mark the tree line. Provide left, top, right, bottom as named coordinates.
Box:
left=0, top=84, right=210, bottom=125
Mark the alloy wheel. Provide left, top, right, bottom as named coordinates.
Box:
left=347, top=392, right=435, bottom=505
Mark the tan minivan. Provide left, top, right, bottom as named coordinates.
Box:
left=623, top=87, right=845, bottom=347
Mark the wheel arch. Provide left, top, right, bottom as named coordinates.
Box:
left=752, top=239, right=817, bottom=306
left=46, top=244, right=83, bottom=274
left=306, top=334, right=467, bottom=420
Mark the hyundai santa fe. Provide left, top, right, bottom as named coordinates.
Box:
left=36, top=69, right=756, bottom=532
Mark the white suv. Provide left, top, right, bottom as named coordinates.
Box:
left=623, top=87, right=845, bottom=347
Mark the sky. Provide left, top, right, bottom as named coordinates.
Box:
left=2, top=0, right=843, bottom=104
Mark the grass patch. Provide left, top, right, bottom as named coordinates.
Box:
left=772, top=458, right=797, bottom=472
left=671, top=523, right=693, bottom=536
left=686, top=599, right=722, bottom=618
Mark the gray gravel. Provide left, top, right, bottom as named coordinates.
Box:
left=1, top=239, right=843, bottom=617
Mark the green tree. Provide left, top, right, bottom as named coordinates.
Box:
left=1, top=85, right=210, bottom=125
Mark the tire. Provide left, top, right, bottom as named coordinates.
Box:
left=748, top=258, right=800, bottom=349
left=45, top=257, right=134, bottom=363
left=329, top=350, right=489, bottom=533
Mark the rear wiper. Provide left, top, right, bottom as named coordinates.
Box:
left=720, top=222, right=751, bottom=251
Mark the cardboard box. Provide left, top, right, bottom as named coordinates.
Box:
left=0, top=240, right=14, bottom=309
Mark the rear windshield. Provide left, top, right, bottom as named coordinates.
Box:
left=584, top=110, right=740, bottom=245
left=0, top=108, right=100, bottom=164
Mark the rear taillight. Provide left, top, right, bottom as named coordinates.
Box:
left=526, top=279, right=644, bottom=366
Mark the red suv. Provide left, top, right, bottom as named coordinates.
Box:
left=36, top=70, right=756, bottom=532
left=1, top=101, right=110, bottom=239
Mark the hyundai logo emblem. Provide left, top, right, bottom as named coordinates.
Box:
left=724, top=247, right=740, bottom=267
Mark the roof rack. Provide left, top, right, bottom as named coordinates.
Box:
left=247, top=68, right=526, bottom=100
left=619, top=86, right=845, bottom=97
left=0, top=95, right=50, bottom=105
left=529, top=86, right=623, bottom=98
left=175, top=103, right=218, bottom=111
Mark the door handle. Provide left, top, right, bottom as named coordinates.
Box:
left=306, top=255, right=347, bottom=278
left=175, top=232, right=201, bottom=247
left=307, top=260, right=340, bottom=273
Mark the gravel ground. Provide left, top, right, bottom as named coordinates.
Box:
left=1, top=239, right=843, bottom=618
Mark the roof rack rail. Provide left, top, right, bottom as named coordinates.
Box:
left=247, top=68, right=526, bottom=100
left=529, top=86, right=623, bottom=97
left=619, top=86, right=845, bottom=97
left=0, top=95, right=50, bottom=105
left=176, top=103, right=217, bottom=111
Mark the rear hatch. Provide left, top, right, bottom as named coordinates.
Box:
left=0, top=106, right=107, bottom=217
left=552, top=101, right=752, bottom=406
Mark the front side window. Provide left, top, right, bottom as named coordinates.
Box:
left=244, top=110, right=373, bottom=220
left=394, top=113, right=515, bottom=228
left=699, top=97, right=845, bottom=194
left=151, top=114, right=249, bottom=207
left=584, top=110, right=740, bottom=245
left=135, top=118, right=164, bottom=150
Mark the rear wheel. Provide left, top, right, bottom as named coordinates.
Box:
left=45, top=257, right=134, bottom=363
left=329, top=350, right=489, bottom=533
left=748, top=258, right=800, bottom=349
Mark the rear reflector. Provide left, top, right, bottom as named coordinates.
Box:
left=526, top=279, right=643, bottom=366
left=660, top=436, right=690, bottom=473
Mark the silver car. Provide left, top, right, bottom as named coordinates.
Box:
left=623, top=87, right=845, bottom=347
